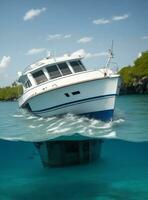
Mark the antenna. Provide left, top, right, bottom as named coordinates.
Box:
left=105, top=40, right=114, bottom=68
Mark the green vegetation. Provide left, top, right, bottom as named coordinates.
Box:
left=0, top=84, right=23, bottom=101
left=119, top=51, right=148, bottom=86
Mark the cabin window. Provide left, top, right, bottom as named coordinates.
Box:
left=21, top=75, right=32, bottom=88
left=32, top=70, right=48, bottom=85
left=46, top=65, right=62, bottom=79
left=70, top=60, right=86, bottom=73
left=24, top=79, right=32, bottom=88
left=78, top=60, right=86, bottom=70
left=58, top=62, right=72, bottom=76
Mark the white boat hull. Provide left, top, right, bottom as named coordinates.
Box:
left=22, top=76, right=119, bottom=121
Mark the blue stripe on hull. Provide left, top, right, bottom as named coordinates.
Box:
left=81, top=109, right=114, bottom=121
left=32, top=94, right=116, bottom=114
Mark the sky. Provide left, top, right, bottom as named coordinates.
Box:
left=0, top=0, right=148, bottom=86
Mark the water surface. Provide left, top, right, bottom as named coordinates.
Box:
left=0, top=95, right=148, bottom=142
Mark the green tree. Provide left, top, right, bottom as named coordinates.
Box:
left=0, top=85, right=23, bottom=101
left=119, top=51, right=148, bottom=86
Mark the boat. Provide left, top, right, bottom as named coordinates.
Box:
left=18, top=49, right=120, bottom=121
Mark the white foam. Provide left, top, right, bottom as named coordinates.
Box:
left=46, top=117, right=57, bottom=122
left=0, top=136, right=21, bottom=141
left=2, top=110, right=127, bottom=142
left=46, top=121, right=59, bottom=129
left=52, top=127, right=71, bottom=134
left=113, top=118, right=125, bottom=124
left=12, top=114, right=23, bottom=118
left=37, top=124, right=43, bottom=127
left=102, top=131, right=116, bottom=138
left=27, top=116, right=37, bottom=120
left=29, top=125, right=37, bottom=129
left=46, top=126, right=60, bottom=132
left=37, top=117, right=44, bottom=121
left=89, top=122, right=112, bottom=130
left=90, top=119, right=100, bottom=126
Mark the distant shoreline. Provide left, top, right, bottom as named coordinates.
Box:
left=119, top=76, right=148, bottom=95
left=0, top=85, right=22, bottom=101
left=118, top=51, right=148, bottom=95
left=0, top=99, right=18, bottom=102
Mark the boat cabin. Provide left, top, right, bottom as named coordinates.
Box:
left=19, top=59, right=86, bottom=90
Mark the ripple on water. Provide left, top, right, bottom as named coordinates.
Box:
left=1, top=96, right=148, bottom=142
left=0, top=111, right=126, bottom=142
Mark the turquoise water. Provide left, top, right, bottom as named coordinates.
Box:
left=0, top=95, right=148, bottom=199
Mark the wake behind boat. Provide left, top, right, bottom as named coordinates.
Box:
left=18, top=49, right=120, bottom=121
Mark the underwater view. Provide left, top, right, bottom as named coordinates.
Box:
left=0, top=95, right=148, bottom=199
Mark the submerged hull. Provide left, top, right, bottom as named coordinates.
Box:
left=21, top=76, right=119, bottom=121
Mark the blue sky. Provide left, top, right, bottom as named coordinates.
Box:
left=0, top=0, right=148, bottom=86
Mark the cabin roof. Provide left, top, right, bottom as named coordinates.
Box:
left=22, top=53, right=84, bottom=75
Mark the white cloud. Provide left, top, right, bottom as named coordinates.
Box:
left=47, top=34, right=71, bottom=41
left=112, top=14, right=129, bottom=21
left=77, top=37, right=93, bottom=44
left=47, top=34, right=62, bottom=40
left=71, top=49, right=107, bottom=59
left=141, top=36, right=148, bottom=40
left=64, top=34, right=71, bottom=39
left=71, top=49, right=86, bottom=57
left=93, top=13, right=129, bottom=25
left=93, top=18, right=110, bottom=25
left=85, top=52, right=108, bottom=58
left=23, top=7, right=46, bottom=21
left=26, top=48, right=45, bottom=55
left=0, top=56, right=11, bottom=69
